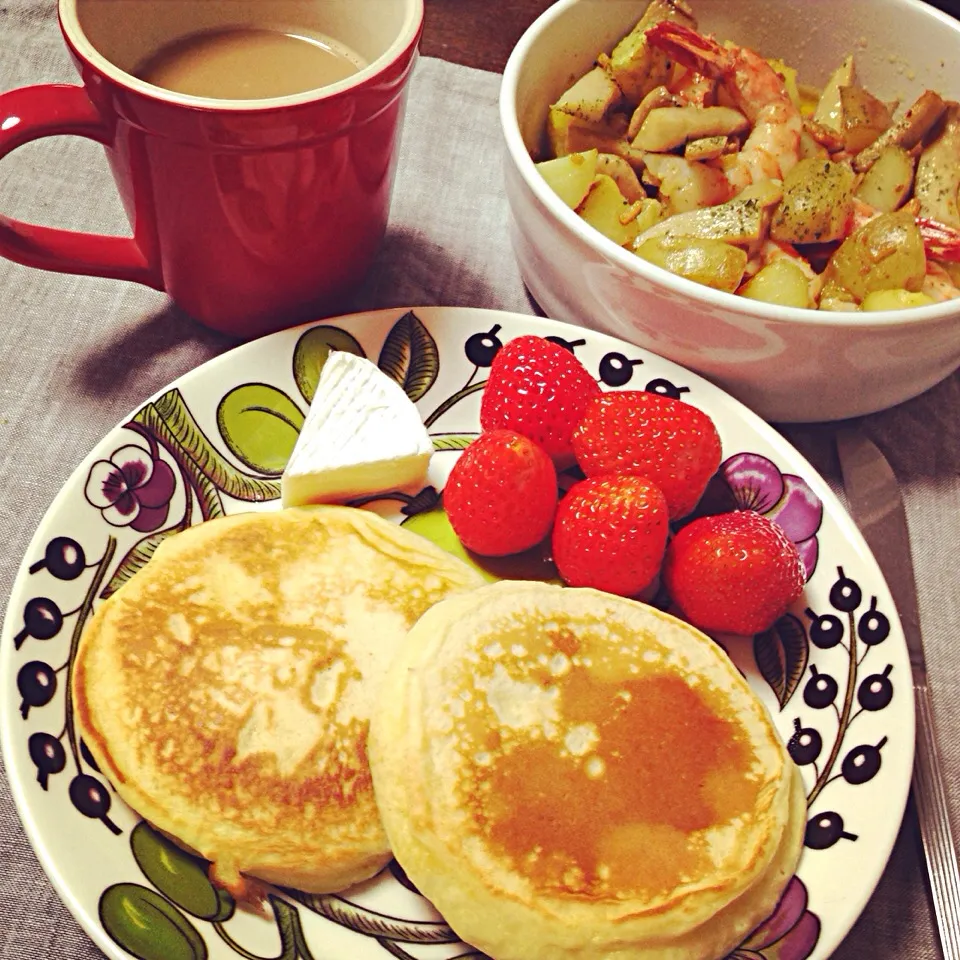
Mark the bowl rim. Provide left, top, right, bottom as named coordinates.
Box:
left=498, top=0, right=960, bottom=331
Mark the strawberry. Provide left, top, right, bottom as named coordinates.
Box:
left=572, top=390, right=722, bottom=519
left=480, top=335, right=601, bottom=468
left=445, top=429, right=558, bottom=557
left=551, top=475, right=669, bottom=597
left=662, top=510, right=805, bottom=635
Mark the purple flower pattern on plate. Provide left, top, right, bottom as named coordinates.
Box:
left=729, top=876, right=821, bottom=960
left=719, top=453, right=824, bottom=580
left=84, top=444, right=176, bottom=533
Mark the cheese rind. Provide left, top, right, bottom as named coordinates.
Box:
left=281, top=352, right=433, bottom=507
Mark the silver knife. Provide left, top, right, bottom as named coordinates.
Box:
left=836, top=426, right=960, bottom=958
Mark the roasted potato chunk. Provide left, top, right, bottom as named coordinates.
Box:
left=552, top=66, right=624, bottom=125
left=824, top=208, right=926, bottom=300
left=740, top=258, right=812, bottom=308
left=770, top=158, right=856, bottom=244
left=914, top=102, right=960, bottom=228
left=634, top=234, right=748, bottom=292
left=813, top=55, right=855, bottom=131
left=861, top=288, right=936, bottom=310
left=536, top=150, right=599, bottom=209
left=855, top=145, right=916, bottom=213
left=632, top=105, right=749, bottom=152
left=577, top=174, right=642, bottom=247
left=607, top=0, right=697, bottom=102
left=637, top=179, right=782, bottom=247
left=839, top=85, right=894, bottom=153
left=853, top=89, right=948, bottom=173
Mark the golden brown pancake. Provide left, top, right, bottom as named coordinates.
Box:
left=369, top=580, right=805, bottom=960
left=73, top=506, right=484, bottom=896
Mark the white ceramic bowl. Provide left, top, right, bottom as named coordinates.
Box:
left=500, top=0, right=960, bottom=422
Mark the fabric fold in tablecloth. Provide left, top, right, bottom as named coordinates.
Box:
left=1, top=2, right=958, bottom=957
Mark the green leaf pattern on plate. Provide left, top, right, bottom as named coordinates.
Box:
left=378, top=311, right=440, bottom=402
left=101, top=524, right=184, bottom=600
left=754, top=614, right=809, bottom=709
left=136, top=391, right=280, bottom=503
left=130, top=822, right=234, bottom=923
left=216, top=384, right=305, bottom=476
left=292, top=326, right=365, bottom=404
left=99, top=883, right=208, bottom=960
left=431, top=433, right=478, bottom=452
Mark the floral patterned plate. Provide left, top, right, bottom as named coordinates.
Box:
left=0, top=306, right=913, bottom=960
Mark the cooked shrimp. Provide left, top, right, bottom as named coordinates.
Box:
left=668, top=66, right=716, bottom=107
left=646, top=21, right=802, bottom=193
left=921, top=263, right=960, bottom=301
left=917, top=217, right=960, bottom=263
left=643, top=152, right=734, bottom=212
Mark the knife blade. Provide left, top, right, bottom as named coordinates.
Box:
left=836, top=426, right=960, bottom=959
left=835, top=427, right=925, bottom=678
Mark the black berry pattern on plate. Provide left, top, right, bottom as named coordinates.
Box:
left=28, top=732, right=65, bottom=789
left=17, top=660, right=57, bottom=717
left=14, top=311, right=921, bottom=960
left=805, top=811, right=858, bottom=850
left=643, top=376, right=690, bottom=399
left=545, top=334, right=587, bottom=353
left=29, top=536, right=88, bottom=580
left=13, top=596, right=67, bottom=648
left=790, top=567, right=896, bottom=850
left=597, top=351, right=642, bottom=387
left=804, top=664, right=840, bottom=709
left=17, top=535, right=120, bottom=830
left=464, top=324, right=503, bottom=367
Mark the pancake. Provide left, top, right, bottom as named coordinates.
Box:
left=72, top=505, right=485, bottom=896
left=369, top=580, right=805, bottom=960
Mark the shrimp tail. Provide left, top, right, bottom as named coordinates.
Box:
left=917, top=216, right=960, bottom=263
left=645, top=20, right=726, bottom=77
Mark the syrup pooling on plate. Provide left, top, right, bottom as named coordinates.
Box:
left=454, top=615, right=762, bottom=900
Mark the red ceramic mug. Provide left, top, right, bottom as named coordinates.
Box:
left=0, top=0, right=423, bottom=339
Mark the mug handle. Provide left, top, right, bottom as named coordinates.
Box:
left=0, top=84, right=162, bottom=288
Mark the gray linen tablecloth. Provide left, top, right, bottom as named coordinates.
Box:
left=1, top=2, right=957, bottom=957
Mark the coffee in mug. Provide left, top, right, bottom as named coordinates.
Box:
left=0, top=0, right=424, bottom=338
left=135, top=26, right=367, bottom=100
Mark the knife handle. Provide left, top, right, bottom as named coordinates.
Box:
left=914, top=682, right=960, bottom=959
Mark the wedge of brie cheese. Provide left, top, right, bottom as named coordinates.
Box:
left=281, top=352, right=433, bottom=507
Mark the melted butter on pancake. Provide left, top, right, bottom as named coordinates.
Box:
left=455, top=617, right=762, bottom=901
left=474, top=663, right=560, bottom=736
